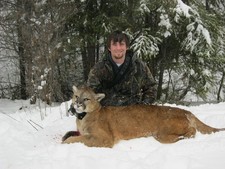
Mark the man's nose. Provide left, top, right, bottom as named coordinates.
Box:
left=115, top=43, right=122, bottom=49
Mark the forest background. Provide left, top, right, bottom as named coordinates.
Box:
left=0, top=0, right=225, bottom=105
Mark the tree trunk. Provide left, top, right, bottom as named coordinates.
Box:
left=156, top=41, right=167, bottom=100
left=157, top=61, right=164, bottom=100
left=127, top=0, right=134, bottom=24
left=81, top=46, right=88, bottom=81
left=82, top=41, right=96, bottom=81
left=16, top=0, right=27, bottom=99
left=205, top=0, right=210, bottom=11
left=217, top=71, right=225, bottom=102
left=17, top=25, right=27, bottom=99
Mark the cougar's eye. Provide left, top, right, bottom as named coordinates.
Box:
left=83, top=98, right=90, bottom=102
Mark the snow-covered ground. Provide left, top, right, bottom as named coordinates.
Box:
left=0, top=99, right=225, bottom=169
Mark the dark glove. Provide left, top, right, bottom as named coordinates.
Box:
left=68, top=104, right=76, bottom=115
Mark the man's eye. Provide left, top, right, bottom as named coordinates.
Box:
left=120, top=42, right=126, bottom=46
left=75, top=95, right=79, bottom=99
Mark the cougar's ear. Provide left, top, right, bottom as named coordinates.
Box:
left=95, top=93, right=105, bottom=102
left=72, top=86, right=78, bottom=93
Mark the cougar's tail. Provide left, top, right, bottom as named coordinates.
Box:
left=62, top=131, right=80, bottom=142
left=188, top=114, right=225, bottom=134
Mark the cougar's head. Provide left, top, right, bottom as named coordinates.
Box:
left=72, top=86, right=105, bottom=113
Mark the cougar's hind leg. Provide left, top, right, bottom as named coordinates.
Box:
left=183, top=127, right=196, bottom=138
left=154, top=134, right=184, bottom=143
left=154, top=127, right=197, bottom=143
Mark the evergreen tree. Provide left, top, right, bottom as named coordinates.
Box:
left=1, top=0, right=225, bottom=103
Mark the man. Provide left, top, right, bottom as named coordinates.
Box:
left=87, top=30, right=157, bottom=106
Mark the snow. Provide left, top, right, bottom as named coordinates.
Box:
left=0, top=99, right=225, bottom=169
left=174, top=0, right=212, bottom=49
left=139, top=0, right=150, bottom=14
left=176, top=0, right=192, bottom=18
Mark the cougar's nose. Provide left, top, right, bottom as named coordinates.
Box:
left=76, top=103, right=82, bottom=108
left=76, top=99, right=83, bottom=108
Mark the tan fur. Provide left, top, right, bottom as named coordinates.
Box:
left=62, top=86, right=225, bottom=148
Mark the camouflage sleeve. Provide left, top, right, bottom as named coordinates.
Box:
left=141, top=62, right=157, bottom=104
left=86, top=63, right=102, bottom=93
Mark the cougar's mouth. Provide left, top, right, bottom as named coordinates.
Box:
left=74, top=105, right=85, bottom=114
left=68, top=103, right=85, bottom=115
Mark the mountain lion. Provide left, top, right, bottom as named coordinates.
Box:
left=62, top=86, right=225, bottom=147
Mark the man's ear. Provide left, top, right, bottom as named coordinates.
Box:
left=72, top=86, right=78, bottom=93
left=95, top=93, right=105, bottom=102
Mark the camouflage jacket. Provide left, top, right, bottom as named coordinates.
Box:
left=87, top=50, right=157, bottom=106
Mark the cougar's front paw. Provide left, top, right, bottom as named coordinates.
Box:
left=62, top=138, right=73, bottom=144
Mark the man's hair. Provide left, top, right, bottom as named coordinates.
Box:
left=106, top=30, right=130, bottom=49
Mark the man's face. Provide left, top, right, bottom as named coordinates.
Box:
left=108, top=40, right=128, bottom=60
